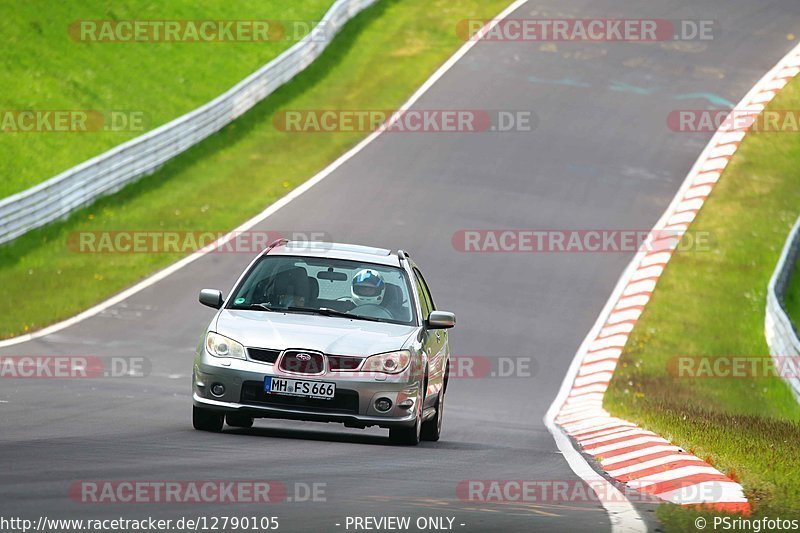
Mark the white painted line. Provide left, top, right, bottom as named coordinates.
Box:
left=549, top=40, right=800, bottom=514
left=0, top=0, right=533, bottom=350
left=546, top=262, right=647, bottom=533
left=544, top=417, right=646, bottom=533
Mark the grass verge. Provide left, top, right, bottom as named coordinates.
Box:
left=604, top=75, right=800, bottom=530
left=0, top=0, right=510, bottom=339
left=0, top=0, right=332, bottom=197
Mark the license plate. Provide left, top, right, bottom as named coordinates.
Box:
left=264, top=377, right=335, bottom=400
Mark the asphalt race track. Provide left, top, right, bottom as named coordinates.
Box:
left=3, top=1, right=800, bottom=532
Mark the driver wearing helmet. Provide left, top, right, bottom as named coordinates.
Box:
left=351, top=268, right=385, bottom=306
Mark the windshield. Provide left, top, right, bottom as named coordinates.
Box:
left=227, top=255, right=417, bottom=326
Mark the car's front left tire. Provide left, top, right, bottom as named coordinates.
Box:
left=193, top=406, right=224, bottom=432
left=421, top=388, right=444, bottom=442
left=389, top=380, right=424, bottom=446
left=389, top=412, right=421, bottom=445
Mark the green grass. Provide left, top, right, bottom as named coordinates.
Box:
left=604, top=76, right=800, bottom=529
left=0, top=0, right=333, bottom=198
left=0, top=0, right=510, bottom=339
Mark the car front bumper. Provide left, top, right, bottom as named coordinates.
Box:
left=192, top=355, right=422, bottom=429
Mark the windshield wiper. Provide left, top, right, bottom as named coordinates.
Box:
left=285, top=306, right=383, bottom=322
left=248, top=303, right=281, bottom=312
left=247, top=304, right=383, bottom=322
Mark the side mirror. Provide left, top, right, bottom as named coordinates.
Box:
left=427, top=310, right=456, bottom=329
left=199, top=289, right=224, bottom=309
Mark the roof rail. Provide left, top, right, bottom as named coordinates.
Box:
left=262, top=238, right=289, bottom=255
left=397, top=249, right=410, bottom=261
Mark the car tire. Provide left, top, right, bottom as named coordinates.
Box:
left=226, top=413, right=254, bottom=428
left=193, top=406, right=224, bottom=432
left=389, top=413, right=421, bottom=445
left=421, top=389, right=444, bottom=442
left=389, top=380, right=423, bottom=446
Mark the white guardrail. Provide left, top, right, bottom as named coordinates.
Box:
left=765, top=215, right=800, bottom=401
left=0, top=0, right=378, bottom=245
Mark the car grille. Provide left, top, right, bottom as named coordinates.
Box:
left=247, top=348, right=281, bottom=364
left=247, top=349, right=363, bottom=371
left=327, top=355, right=363, bottom=371
left=240, top=381, right=359, bottom=414
left=279, top=350, right=325, bottom=374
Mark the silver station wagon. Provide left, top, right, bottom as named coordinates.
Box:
left=192, top=240, right=455, bottom=445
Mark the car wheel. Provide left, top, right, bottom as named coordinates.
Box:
left=389, top=412, right=421, bottom=445
left=389, top=381, right=423, bottom=446
left=226, top=413, right=254, bottom=428
left=193, top=406, right=224, bottom=432
left=421, top=388, right=444, bottom=442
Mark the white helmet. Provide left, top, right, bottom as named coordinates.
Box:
left=351, top=269, right=385, bottom=305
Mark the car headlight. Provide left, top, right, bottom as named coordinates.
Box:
left=362, top=350, right=411, bottom=374
left=205, top=332, right=246, bottom=360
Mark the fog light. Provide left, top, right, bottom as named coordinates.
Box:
left=397, top=399, right=413, bottom=410
left=374, top=398, right=392, bottom=412
left=210, top=383, right=225, bottom=397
